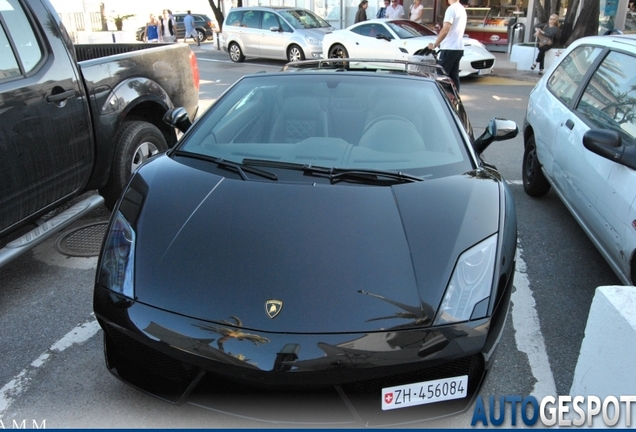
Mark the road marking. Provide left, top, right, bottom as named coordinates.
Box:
left=0, top=318, right=100, bottom=416
left=512, top=245, right=558, bottom=399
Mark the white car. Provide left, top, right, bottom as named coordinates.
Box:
left=522, top=34, right=636, bottom=285
left=322, top=19, right=495, bottom=77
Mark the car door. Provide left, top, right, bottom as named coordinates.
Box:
left=534, top=45, right=602, bottom=183
left=564, top=49, right=636, bottom=273
left=349, top=23, right=404, bottom=59
left=238, top=10, right=263, bottom=56
left=259, top=11, right=287, bottom=59
left=0, top=0, right=92, bottom=235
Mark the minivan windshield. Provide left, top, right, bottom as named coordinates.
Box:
left=279, top=9, right=331, bottom=29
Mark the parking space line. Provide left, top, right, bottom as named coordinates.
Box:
left=0, top=317, right=100, bottom=416
left=512, top=245, right=557, bottom=398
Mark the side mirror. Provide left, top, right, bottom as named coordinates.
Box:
left=163, top=107, right=192, bottom=133
left=473, top=118, right=518, bottom=154
left=583, top=129, right=636, bottom=170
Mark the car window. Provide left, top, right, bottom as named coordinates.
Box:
left=278, top=9, right=330, bottom=29
left=0, top=22, right=20, bottom=80
left=386, top=20, right=434, bottom=38
left=547, top=45, right=602, bottom=107
left=226, top=11, right=242, bottom=26
left=576, top=50, right=636, bottom=146
left=241, top=10, right=261, bottom=29
left=0, top=0, right=43, bottom=75
left=261, top=12, right=279, bottom=30
left=351, top=23, right=388, bottom=38
left=179, top=74, right=472, bottom=178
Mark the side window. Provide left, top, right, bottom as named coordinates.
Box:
left=0, top=0, right=43, bottom=75
left=278, top=16, right=293, bottom=32
left=0, top=23, right=20, bottom=80
left=261, top=12, right=279, bottom=30
left=547, top=45, right=602, bottom=106
left=227, top=11, right=242, bottom=27
left=576, top=51, right=636, bottom=146
left=351, top=24, right=374, bottom=37
left=241, top=11, right=261, bottom=29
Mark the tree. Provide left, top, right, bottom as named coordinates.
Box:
left=110, top=14, right=135, bottom=31
left=533, top=0, right=599, bottom=47
left=207, top=0, right=226, bottom=31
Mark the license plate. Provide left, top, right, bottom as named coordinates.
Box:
left=478, top=68, right=492, bottom=75
left=381, top=375, right=468, bottom=410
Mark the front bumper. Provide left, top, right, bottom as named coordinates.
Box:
left=94, top=278, right=511, bottom=426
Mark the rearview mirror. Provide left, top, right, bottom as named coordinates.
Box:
left=583, top=129, right=636, bottom=170
left=472, top=118, right=518, bottom=154
left=163, top=107, right=192, bottom=133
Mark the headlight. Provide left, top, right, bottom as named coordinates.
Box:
left=305, top=35, right=321, bottom=45
left=434, top=234, right=497, bottom=325
left=98, top=211, right=136, bottom=299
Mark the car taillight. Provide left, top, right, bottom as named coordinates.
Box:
left=189, top=50, right=200, bottom=92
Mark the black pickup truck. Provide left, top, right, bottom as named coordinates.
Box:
left=0, top=0, right=199, bottom=266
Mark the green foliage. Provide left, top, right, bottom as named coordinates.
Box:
left=110, top=14, right=135, bottom=30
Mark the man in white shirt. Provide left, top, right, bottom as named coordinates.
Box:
left=427, top=0, right=466, bottom=91
left=385, top=0, right=405, bottom=18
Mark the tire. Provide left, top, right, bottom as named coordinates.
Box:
left=328, top=43, right=349, bottom=60
left=522, top=135, right=551, bottom=197
left=100, top=121, right=167, bottom=209
left=287, top=44, right=305, bottom=62
left=229, top=42, right=245, bottom=62
left=328, top=44, right=349, bottom=68
left=196, top=29, right=205, bottom=43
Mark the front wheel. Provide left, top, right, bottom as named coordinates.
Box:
left=522, top=135, right=551, bottom=197
left=328, top=43, right=349, bottom=60
left=229, top=42, right=245, bottom=62
left=287, top=44, right=305, bottom=62
left=100, top=121, right=167, bottom=209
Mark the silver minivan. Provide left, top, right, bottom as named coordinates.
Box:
left=222, top=7, right=333, bottom=62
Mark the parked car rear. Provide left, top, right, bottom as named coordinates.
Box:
left=222, top=7, right=332, bottom=62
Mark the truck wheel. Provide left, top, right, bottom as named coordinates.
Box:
left=100, top=121, right=167, bottom=209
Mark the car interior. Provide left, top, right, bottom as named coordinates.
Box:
left=185, top=75, right=470, bottom=173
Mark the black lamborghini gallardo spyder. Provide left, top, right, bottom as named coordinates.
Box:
left=94, top=59, right=518, bottom=426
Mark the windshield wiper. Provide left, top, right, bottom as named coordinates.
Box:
left=242, top=159, right=423, bottom=184
left=174, top=151, right=277, bottom=181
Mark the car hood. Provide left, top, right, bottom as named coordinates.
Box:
left=298, top=27, right=333, bottom=39
left=129, top=155, right=500, bottom=334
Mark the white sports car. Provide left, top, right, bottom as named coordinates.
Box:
left=322, top=19, right=495, bottom=77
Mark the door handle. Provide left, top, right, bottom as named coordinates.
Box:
left=565, top=119, right=575, bottom=130
left=46, top=89, right=75, bottom=103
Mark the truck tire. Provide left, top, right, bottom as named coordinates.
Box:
left=100, top=121, right=167, bottom=209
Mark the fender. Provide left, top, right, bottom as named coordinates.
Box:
left=86, top=77, right=174, bottom=191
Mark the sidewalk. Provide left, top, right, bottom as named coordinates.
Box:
left=492, top=51, right=541, bottom=83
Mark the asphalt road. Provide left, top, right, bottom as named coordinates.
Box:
left=0, top=44, right=622, bottom=428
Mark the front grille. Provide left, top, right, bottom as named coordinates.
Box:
left=103, top=322, right=199, bottom=383
left=471, top=59, right=495, bottom=70
left=341, top=355, right=483, bottom=400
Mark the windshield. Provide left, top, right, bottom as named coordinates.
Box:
left=278, top=9, right=331, bottom=29
left=178, top=74, right=472, bottom=180
left=387, top=20, right=436, bottom=39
